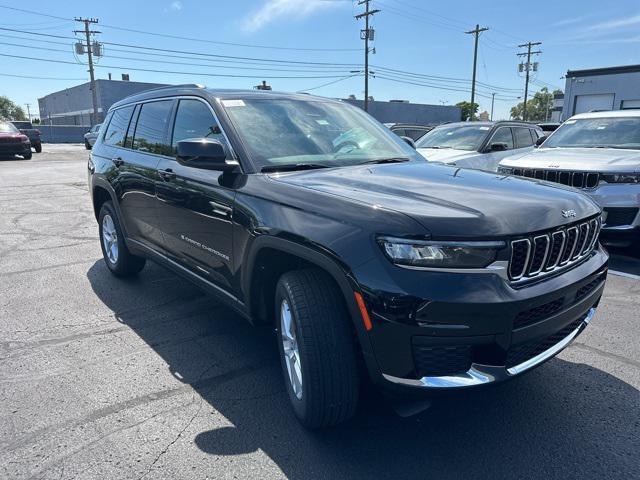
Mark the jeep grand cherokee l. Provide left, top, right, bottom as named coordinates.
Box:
left=88, top=85, right=608, bottom=428
left=499, top=110, right=640, bottom=249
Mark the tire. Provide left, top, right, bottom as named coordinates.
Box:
left=85, top=140, right=92, bottom=150
left=98, top=201, right=146, bottom=277
left=275, top=268, right=359, bottom=428
left=23, top=151, right=32, bottom=160
left=35, top=144, right=42, bottom=153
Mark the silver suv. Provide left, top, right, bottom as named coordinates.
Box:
left=499, top=110, right=640, bottom=249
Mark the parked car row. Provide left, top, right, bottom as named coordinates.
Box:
left=88, top=85, right=609, bottom=428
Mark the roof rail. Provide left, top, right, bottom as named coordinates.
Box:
left=143, top=83, right=205, bottom=93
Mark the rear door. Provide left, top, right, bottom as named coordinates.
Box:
left=107, top=100, right=174, bottom=250
left=154, top=97, right=236, bottom=291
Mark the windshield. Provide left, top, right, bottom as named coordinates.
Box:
left=544, top=117, right=640, bottom=149
left=221, top=98, right=415, bottom=170
left=0, top=122, right=19, bottom=133
left=91, top=124, right=102, bottom=132
left=415, top=125, right=490, bottom=151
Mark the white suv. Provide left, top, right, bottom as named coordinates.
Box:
left=499, top=110, right=640, bottom=249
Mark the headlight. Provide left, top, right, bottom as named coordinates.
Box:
left=601, top=173, right=640, bottom=184
left=378, top=237, right=505, bottom=268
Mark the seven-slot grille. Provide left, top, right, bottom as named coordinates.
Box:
left=507, top=168, right=600, bottom=189
left=508, top=216, right=601, bottom=281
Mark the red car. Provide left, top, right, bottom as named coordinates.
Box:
left=0, top=121, right=32, bottom=159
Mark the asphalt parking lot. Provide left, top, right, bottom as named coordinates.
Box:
left=1, top=144, right=638, bottom=480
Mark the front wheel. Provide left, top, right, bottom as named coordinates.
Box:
left=98, top=201, right=145, bottom=277
left=22, top=151, right=32, bottom=160
left=85, top=140, right=91, bottom=150
left=34, top=144, right=42, bottom=153
left=275, top=269, right=359, bottom=428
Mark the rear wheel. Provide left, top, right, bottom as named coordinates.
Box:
left=35, top=144, right=42, bottom=153
left=275, top=269, right=359, bottom=428
left=85, top=140, right=91, bottom=150
left=98, top=201, right=145, bottom=277
left=22, top=151, right=32, bottom=160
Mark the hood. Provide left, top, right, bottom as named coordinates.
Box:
left=416, top=147, right=477, bottom=164
left=500, top=147, right=640, bottom=172
left=270, top=162, right=600, bottom=238
left=0, top=132, right=24, bottom=139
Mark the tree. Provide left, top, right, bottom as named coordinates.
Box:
left=510, top=88, right=562, bottom=122
left=456, top=101, right=479, bottom=121
left=0, top=96, right=27, bottom=120
left=32, top=118, right=40, bottom=125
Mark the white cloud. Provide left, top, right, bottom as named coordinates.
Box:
left=242, top=0, right=341, bottom=32
left=551, top=15, right=591, bottom=28
left=169, top=1, right=183, bottom=12
left=584, top=14, right=640, bottom=31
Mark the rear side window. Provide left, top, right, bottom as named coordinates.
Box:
left=514, top=127, right=535, bottom=148
left=171, top=99, right=226, bottom=150
left=490, top=127, right=514, bottom=149
left=132, top=100, right=174, bottom=156
left=103, top=106, right=134, bottom=147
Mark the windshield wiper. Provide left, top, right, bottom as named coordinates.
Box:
left=261, top=163, right=330, bottom=173
left=356, top=157, right=410, bottom=166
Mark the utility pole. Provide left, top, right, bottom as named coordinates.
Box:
left=355, top=0, right=379, bottom=112
left=465, top=24, right=488, bottom=121
left=517, top=41, right=542, bottom=121
left=24, top=103, right=31, bottom=121
left=74, top=17, right=100, bottom=126
left=490, top=93, right=496, bottom=121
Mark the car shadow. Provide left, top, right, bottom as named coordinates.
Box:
left=87, top=260, right=638, bottom=479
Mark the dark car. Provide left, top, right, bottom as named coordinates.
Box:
left=10, top=121, right=42, bottom=153
left=538, top=122, right=561, bottom=133
left=88, top=85, right=608, bottom=428
left=0, top=121, right=32, bottom=159
left=388, top=123, right=434, bottom=141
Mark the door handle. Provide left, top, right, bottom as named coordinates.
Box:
left=112, top=157, right=124, bottom=167
left=158, top=168, right=176, bottom=181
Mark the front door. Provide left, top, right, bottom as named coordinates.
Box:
left=154, top=98, right=236, bottom=291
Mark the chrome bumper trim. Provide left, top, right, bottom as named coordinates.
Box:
left=382, top=308, right=596, bottom=389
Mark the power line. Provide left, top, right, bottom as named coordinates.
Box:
left=0, top=52, right=359, bottom=80
left=0, top=72, right=85, bottom=80
left=297, top=74, right=362, bottom=92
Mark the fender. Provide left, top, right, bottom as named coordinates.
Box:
left=90, top=175, right=131, bottom=240
left=243, top=235, right=378, bottom=368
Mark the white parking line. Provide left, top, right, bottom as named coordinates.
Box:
left=609, top=270, right=640, bottom=280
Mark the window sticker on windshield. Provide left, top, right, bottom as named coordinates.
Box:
left=479, top=127, right=490, bottom=130
left=222, top=99, right=245, bottom=107
left=316, top=119, right=330, bottom=125
left=596, top=125, right=607, bottom=129
left=565, top=120, right=577, bottom=124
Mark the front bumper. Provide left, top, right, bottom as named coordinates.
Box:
left=383, top=307, right=595, bottom=388
left=0, top=143, right=31, bottom=155
left=352, top=246, right=608, bottom=392
left=587, top=183, right=640, bottom=246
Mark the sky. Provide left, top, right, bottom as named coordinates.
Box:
left=1, top=0, right=639, bottom=121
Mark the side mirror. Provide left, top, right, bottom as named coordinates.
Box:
left=176, top=138, right=237, bottom=171
left=489, top=142, right=508, bottom=152
left=535, top=135, right=548, bottom=147
left=400, top=136, right=416, bottom=149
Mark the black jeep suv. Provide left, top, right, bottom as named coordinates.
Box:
left=88, top=85, right=608, bottom=428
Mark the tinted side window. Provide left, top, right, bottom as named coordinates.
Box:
left=171, top=99, right=226, bottom=152
left=103, top=106, right=134, bottom=147
left=490, top=127, right=514, bottom=149
left=132, top=100, right=173, bottom=156
left=514, top=127, right=534, bottom=148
